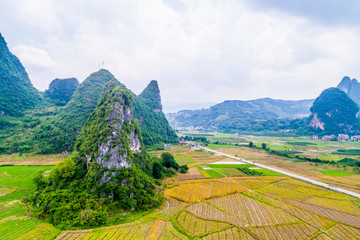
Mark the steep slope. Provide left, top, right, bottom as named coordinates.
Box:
left=45, top=78, right=79, bottom=106
left=337, top=76, right=360, bottom=106
left=35, top=71, right=177, bottom=153
left=134, top=80, right=178, bottom=146
left=138, top=80, right=162, bottom=112
left=35, top=69, right=119, bottom=153
left=167, top=98, right=313, bottom=130
left=29, top=81, right=166, bottom=229
left=309, top=87, right=359, bottom=135
left=0, top=33, right=41, bottom=116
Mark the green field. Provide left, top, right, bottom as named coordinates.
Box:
left=174, top=157, right=196, bottom=164
left=0, top=165, right=61, bottom=239
left=320, top=169, right=354, bottom=177
left=206, top=163, right=255, bottom=168
left=204, top=169, right=224, bottom=178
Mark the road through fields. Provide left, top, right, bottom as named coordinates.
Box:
left=199, top=146, right=360, bottom=199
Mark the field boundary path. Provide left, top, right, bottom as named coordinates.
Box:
left=199, top=146, right=360, bottom=199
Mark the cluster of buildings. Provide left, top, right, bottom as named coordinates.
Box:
left=312, top=134, right=360, bottom=142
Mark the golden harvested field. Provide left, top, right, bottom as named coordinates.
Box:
left=0, top=153, right=68, bottom=165
left=175, top=167, right=206, bottom=181
left=5, top=145, right=360, bottom=240
left=164, top=179, right=247, bottom=203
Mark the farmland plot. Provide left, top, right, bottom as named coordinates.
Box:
left=57, top=218, right=186, bottom=240
left=326, top=223, right=360, bottom=240
left=186, top=202, right=245, bottom=227
left=175, top=167, right=206, bottom=181
left=208, top=193, right=300, bottom=227
left=284, top=199, right=360, bottom=228
left=202, top=227, right=257, bottom=240
left=176, top=211, right=231, bottom=236
left=164, top=179, right=247, bottom=203
left=247, top=223, right=318, bottom=240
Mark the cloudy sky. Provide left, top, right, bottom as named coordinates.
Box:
left=1, top=0, right=360, bottom=111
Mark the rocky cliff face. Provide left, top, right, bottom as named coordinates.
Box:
left=75, top=80, right=143, bottom=183
left=309, top=113, right=324, bottom=130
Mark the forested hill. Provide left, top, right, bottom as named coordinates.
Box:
left=167, top=98, right=313, bottom=130
left=45, top=78, right=79, bottom=106
left=309, top=87, right=360, bottom=135
left=138, top=80, right=162, bottom=112
left=35, top=69, right=177, bottom=153
left=29, top=80, right=177, bottom=229
left=0, top=33, right=41, bottom=116
left=35, top=69, right=120, bottom=153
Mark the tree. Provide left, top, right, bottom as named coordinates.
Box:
left=152, top=162, right=163, bottom=179
left=179, top=165, right=189, bottom=173
left=261, top=143, right=267, bottom=149
left=249, top=141, right=254, bottom=148
left=161, top=152, right=179, bottom=170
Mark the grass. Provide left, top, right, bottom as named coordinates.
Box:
left=253, top=168, right=283, bottom=176
left=213, top=168, right=229, bottom=176
left=206, top=163, right=255, bottom=168
left=207, top=143, right=239, bottom=149
left=286, top=141, right=317, bottom=146
left=0, top=165, right=61, bottom=239
left=174, top=157, right=196, bottom=164
left=204, top=169, right=224, bottom=178
left=320, top=170, right=354, bottom=177
left=197, top=167, right=211, bottom=178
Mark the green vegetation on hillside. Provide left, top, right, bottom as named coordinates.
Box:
left=138, top=80, right=162, bottom=111
left=0, top=33, right=41, bottom=116
left=167, top=98, right=313, bottom=132
left=35, top=69, right=119, bottom=154
left=27, top=81, right=178, bottom=229
left=45, top=78, right=79, bottom=106
left=309, top=87, right=360, bottom=135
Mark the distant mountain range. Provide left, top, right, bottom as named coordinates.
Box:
left=167, top=76, right=360, bottom=133
left=167, top=98, right=314, bottom=130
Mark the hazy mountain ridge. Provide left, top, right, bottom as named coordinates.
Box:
left=167, top=98, right=314, bottom=130
left=337, top=76, right=360, bottom=107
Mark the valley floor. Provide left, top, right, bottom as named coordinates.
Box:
left=1, top=141, right=360, bottom=239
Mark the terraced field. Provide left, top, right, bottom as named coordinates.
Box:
left=0, top=165, right=61, bottom=240
left=2, top=145, right=360, bottom=239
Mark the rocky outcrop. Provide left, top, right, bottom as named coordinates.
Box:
left=309, top=113, right=324, bottom=130
left=75, top=80, right=143, bottom=183
left=92, top=84, right=142, bottom=171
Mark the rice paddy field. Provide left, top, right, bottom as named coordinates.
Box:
left=1, top=139, right=360, bottom=239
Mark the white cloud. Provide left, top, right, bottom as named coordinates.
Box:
left=12, top=44, right=55, bottom=69
left=1, top=0, right=360, bottom=108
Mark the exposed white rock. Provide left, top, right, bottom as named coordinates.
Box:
left=309, top=113, right=325, bottom=130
